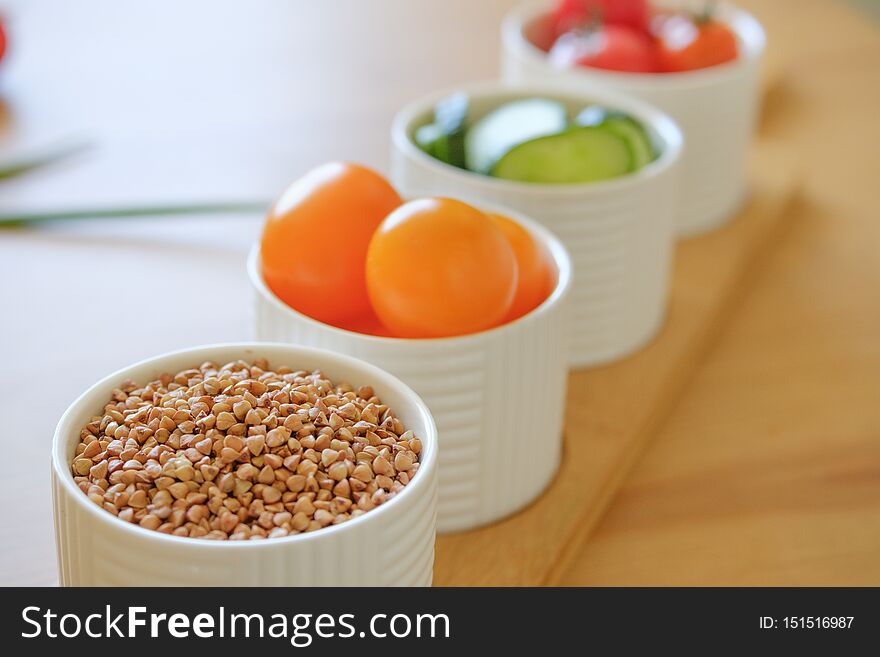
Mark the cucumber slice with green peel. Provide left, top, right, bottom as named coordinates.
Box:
left=415, top=123, right=443, bottom=159
left=414, top=93, right=469, bottom=168
left=490, top=126, right=634, bottom=184
left=575, top=106, right=656, bottom=169
left=416, top=122, right=467, bottom=168
left=601, top=118, right=655, bottom=169
left=574, top=105, right=623, bottom=128
left=435, top=93, right=468, bottom=134
left=465, top=98, right=568, bottom=174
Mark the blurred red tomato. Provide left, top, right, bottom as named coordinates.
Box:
left=654, top=13, right=738, bottom=71
left=549, top=24, right=657, bottom=73
left=0, top=18, right=7, bottom=64
left=551, top=0, right=649, bottom=35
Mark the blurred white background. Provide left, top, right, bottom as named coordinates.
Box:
left=0, top=0, right=518, bottom=584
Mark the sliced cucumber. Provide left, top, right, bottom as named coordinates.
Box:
left=415, top=123, right=443, bottom=159
left=465, top=98, right=568, bottom=174
left=602, top=118, right=655, bottom=169
left=574, top=105, right=622, bottom=128
left=575, top=106, right=656, bottom=169
left=490, top=126, right=633, bottom=184
left=414, top=93, right=469, bottom=168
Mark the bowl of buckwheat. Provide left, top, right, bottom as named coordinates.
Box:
left=51, top=342, right=438, bottom=587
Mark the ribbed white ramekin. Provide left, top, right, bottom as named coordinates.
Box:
left=502, top=0, right=765, bottom=235
left=250, top=207, right=571, bottom=533
left=391, top=81, right=682, bottom=367
left=52, top=343, right=438, bottom=586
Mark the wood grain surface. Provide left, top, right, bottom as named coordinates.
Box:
left=560, top=0, right=880, bottom=585
left=434, top=148, right=797, bottom=585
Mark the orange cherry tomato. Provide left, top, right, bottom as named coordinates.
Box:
left=334, top=311, right=395, bottom=338
left=654, top=14, right=738, bottom=72
left=261, top=162, right=402, bottom=325
left=488, top=213, right=557, bottom=322
left=366, top=198, right=518, bottom=339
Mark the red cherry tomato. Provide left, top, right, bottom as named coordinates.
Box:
left=552, top=0, right=590, bottom=35
left=366, top=198, right=517, bottom=339
left=654, top=14, right=738, bottom=72
left=488, top=213, right=556, bottom=322
left=0, top=18, right=7, bottom=64
left=261, top=162, right=402, bottom=326
left=550, top=24, right=657, bottom=73
left=551, top=0, right=649, bottom=36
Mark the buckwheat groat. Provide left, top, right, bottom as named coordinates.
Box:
left=71, top=359, right=422, bottom=540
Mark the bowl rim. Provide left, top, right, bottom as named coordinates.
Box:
left=501, top=0, right=767, bottom=88
left=249, top=200, right=573, bottom=345
left=52, top=341, right=439, bottom=549
left=391, top=79, right=683, bottom=196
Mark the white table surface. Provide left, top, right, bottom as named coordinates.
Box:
left=0, top=0, right=518, bottom=585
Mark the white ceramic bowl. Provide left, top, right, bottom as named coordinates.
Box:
left=251, top=206, right=571, bottom=533
left=502, top=0, right=765, bottom=235
left=52, top=342, right=438, bottom=586
left=391, top=81, right=682, bottom=367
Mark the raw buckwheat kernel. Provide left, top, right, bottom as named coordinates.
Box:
left=71, top=359, right=422, bottom=540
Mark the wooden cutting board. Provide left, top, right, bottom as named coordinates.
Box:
left=432, top=142, right=800, bottom=586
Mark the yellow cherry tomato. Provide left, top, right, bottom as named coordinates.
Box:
left=261, top=162, right=402, bottom=325
left=366, top=198, right=518, bottom=338
left=488, top=213, right=557, bottom=322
